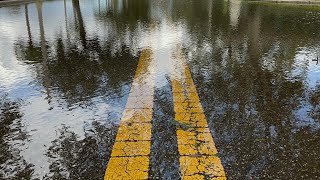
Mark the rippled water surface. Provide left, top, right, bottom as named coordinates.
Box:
left=0, top=0, right=320, bottom=179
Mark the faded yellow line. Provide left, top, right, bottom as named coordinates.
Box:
left=170, top=48, right=226, bottom=179
left=105, top=49, right=155, bottom=180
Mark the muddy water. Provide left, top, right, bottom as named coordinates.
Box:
left=0, top=0, right=319, bottom=179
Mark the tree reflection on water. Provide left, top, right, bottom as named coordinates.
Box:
left=44, top=122, right=118, bottom=179
left=0, top=94, right=34, bottom=179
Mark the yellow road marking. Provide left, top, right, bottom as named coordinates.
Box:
left=170, top=48, right=226, bottom=179
left=105, top=49, right=155, bottom=180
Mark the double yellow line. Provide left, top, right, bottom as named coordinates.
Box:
left=105, top=48, right=226, bottom=179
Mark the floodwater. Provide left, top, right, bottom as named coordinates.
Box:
left=0, top=0, right=320, bottom=179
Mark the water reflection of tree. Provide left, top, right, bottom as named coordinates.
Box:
left=93, top=0, right=151, bottom=57
left=15, top=4, right=43, bottom=64
left=15, top=0, right=139, bottom=106
left=49, top=36, right=138, bottom=105
left=95, top=0, right=150, bottom=23
left=72, top=0, right=87, bottom=49
left=43, top=122, right=118, bottom=179
left=177, top=1, right=320, bottom=179
left=0, top=94, right=34, bottom=179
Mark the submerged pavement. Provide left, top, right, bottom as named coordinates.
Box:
left=105, top=47, right=226, bottom=179
left=0, top=0, right=320, bottom=179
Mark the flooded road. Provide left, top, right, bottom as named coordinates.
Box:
left=0, top=0, right=320, bottom=179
